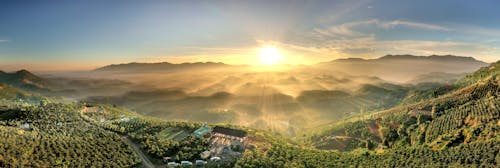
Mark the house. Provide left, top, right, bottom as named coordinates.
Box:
left=167, top=162, right=179, bottom=167
left=180, top=161, right=192, bottom=166
left=212, top=126, right=247, bottom=140
left=19, top=123, right=30, bottom=129
left=208, top=126, right=249, bottom=156
left=200, top=151, right=211, bottom=159
left=163, top=157, right=172, bottom=163
left=120, top=117, right=130, bottom=122
left=81, top=106, right=106, bottom=114
left=193, top=125, right=211, bottom=138
left=210, top=157, right=221, bottom=162
left=211, top=126, right=248, bottom=147
left=195, top=160, right=206, bottom=166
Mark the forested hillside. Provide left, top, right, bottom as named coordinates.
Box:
left=0, top=101, right=141, bottom=167
left=290, top=61, right=500, bottom=166
left=0, top=62, right=498, bottom=167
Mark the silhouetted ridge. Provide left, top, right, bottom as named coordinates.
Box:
left=95, top=61, right=230, bottom=72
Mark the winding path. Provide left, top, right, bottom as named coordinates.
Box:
left=79, top=109, right=163, bottom=168
left=121, top=136, right=159, bottom=168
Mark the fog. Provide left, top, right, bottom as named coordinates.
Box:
left=35, top=55, right=487, bottom=136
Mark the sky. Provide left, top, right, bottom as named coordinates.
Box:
left=1, top=0, right=500, bottom=71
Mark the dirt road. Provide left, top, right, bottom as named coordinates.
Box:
left=121, top=136, right=161, bottom=168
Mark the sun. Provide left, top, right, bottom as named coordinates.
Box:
left=259, top=46, right=284, bottom=65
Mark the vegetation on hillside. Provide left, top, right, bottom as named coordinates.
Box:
left=0, top=100, right=141, bottom=167
left=0, top=61, right=498, bottom=167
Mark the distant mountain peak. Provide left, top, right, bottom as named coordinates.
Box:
left=332, top=58, right=366, bottom=62
left=95, top=61, right=231, bottom=72
left=15, top=69, right=37, bottom=77
left=378, top=54, right=479, bottom=61
left=325, top=54, right=485, bottom=64
left=318, top=54, right=488, bottom=83
left=0, top=69, right=47, bottom=91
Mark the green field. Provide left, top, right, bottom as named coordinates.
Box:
left=157, top=127, right=191, bottom=141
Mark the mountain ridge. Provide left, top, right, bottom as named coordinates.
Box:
left=95, top=61, right=233, bottom=72
left=317, top=54, right=488, bottom=82
left=323, top=54, right=485, bottom=63
left=0, top=69, right=47, bottom=91
left=308, top=61, right=500, bottom=153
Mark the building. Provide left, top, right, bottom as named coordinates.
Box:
left=200, top=151, right=211, bottom=159
left=180, top=161, right=192, bottom=166
left=162, top=157, right=172, bottom=163
left=210, top=156, right=221, bottom=162
left=167, top=162, right=179, bottom=167
left=81, top=106, right=106, bottom=114
left=195, top=160, right=206, bottom=166
left=19, top=123, right=30, bottom=129
left=193, top=125, right=211, bottom=138
left=212, top=126, right=247, bottom=139
left=210, top=126, right=248, bottom=155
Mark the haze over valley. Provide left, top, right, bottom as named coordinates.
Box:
left=1, top=1, right=499, bottom=167
left=1, top=55, right=489, bottom=135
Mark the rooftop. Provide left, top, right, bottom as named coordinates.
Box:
left=212, top=126, right=247, bottom=138
left=193, top=125, right=212, bottom=138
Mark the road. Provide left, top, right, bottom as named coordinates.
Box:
left=121, top=136, right=160, bottom=168
left=79, top=109, right=164, bottom=168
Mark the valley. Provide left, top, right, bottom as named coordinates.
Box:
left=0, top=55, right=499, bottom=167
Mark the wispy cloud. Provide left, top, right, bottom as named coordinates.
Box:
left=0, top=39, right=9, bottom=42
left=274, top=31, right=498, bottom=62
left=379, top=20, right=451, bottom=31
left=313, top=19, right=450, bottom=38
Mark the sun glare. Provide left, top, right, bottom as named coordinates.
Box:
left=259, top=46, right=284, bottom=65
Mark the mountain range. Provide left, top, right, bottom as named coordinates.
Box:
left=0, top=58, right=498, bottom=167
left=317, top=55, right=488, bottom=82
left=93, top=55, right=488, bottom=83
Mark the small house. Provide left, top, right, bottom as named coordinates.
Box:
left=167, top=162, right=179, bottom=167
left=210, top=157, right=221, bottom=162
left=180, top=161, right=192, bottom=166
left=195, top=160, right=206, bottom=166
left=163, top=157, right=172, bottom=163
left=200, top=151, right=211, bottom=159
left=19, top=123, right=30, bottom=129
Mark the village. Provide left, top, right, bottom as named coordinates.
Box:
left=80, top=103, right=250, bottom=167
left=163, top=125, right=249, bottom=167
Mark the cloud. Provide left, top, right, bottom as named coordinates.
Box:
left=274, top=31, right=497, bottom=62
left=0, top=39, right=9, bottom=42
left=313, top=19, right=450, bottom=38
left=379, top=20, right=451, bottom=31
left=281, top=19, right=500, bottom=62
left=313, top=20, right=376, bottom=37
left=373, top=40, right=496, bottom=56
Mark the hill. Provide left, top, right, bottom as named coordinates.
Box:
left=95, top=62, right=233, bottom=73
left=307, top=61, right=500, bottom=154
left=406, top=72, right=466, bottom=84
left=0, top=70, right=48, bottom=91
left=0, top=61, right=499, bottom=167
left=317, top=55, right=488, bottom=82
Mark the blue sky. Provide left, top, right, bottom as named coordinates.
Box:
left=1, top=0, right=499, bottom=70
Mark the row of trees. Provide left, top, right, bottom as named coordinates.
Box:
left=235, top=137, right=499, bottom=167
left=0, top=103, right=141, bottom=167
left=82, top=105, right=211, bottom=162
